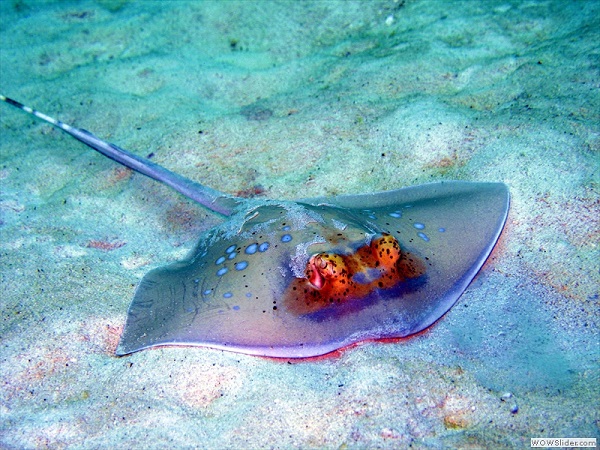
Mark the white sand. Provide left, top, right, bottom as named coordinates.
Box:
left=1, top=1, right=598, bottom=448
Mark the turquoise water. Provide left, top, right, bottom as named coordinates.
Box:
left=1, top=1, right=598, bottom=448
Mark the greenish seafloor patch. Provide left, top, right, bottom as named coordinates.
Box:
left=1, top=1, right=598, bottom=448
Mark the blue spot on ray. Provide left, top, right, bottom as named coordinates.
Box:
left=281, top=234, right=292, bottom=243
left=258, top=242, right=269, bottom=252
left=235, top=261, right=248, bottom=271
left=216, top=267, right=228, bottom=276
left=414, top=222, right=425, bottom=230
left=216, top=256, right=226, bottom=265
left=245, top=243, right=258, bottom=254
left=418, top=232, right=430, bottom=242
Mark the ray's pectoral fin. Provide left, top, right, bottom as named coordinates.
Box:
left=115, top=261, right=210, bottom=356
left=283, top=234, right=426, bottom=315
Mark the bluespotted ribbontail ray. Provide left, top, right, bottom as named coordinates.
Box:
left=0, top=95, right=509, bottom=358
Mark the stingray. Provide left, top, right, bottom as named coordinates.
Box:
left=1, top=95, right=509, bottom=358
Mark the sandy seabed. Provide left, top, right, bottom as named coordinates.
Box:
left=1, top=1, right=598, bottom=448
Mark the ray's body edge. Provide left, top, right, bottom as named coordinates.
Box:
left=404, top=182, right=510, bottom=337
left=1, top=95, right=510, bottom=359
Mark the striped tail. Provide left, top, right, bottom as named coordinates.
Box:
left=0, top=95, right=240, bottom=216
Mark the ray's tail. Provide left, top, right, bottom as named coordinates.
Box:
left=1, top=94, right=240, bottom=216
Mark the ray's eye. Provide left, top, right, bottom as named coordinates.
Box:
left=371, top=233, right=401, bottom=268
left=307, top=253, right=345, bottom=290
